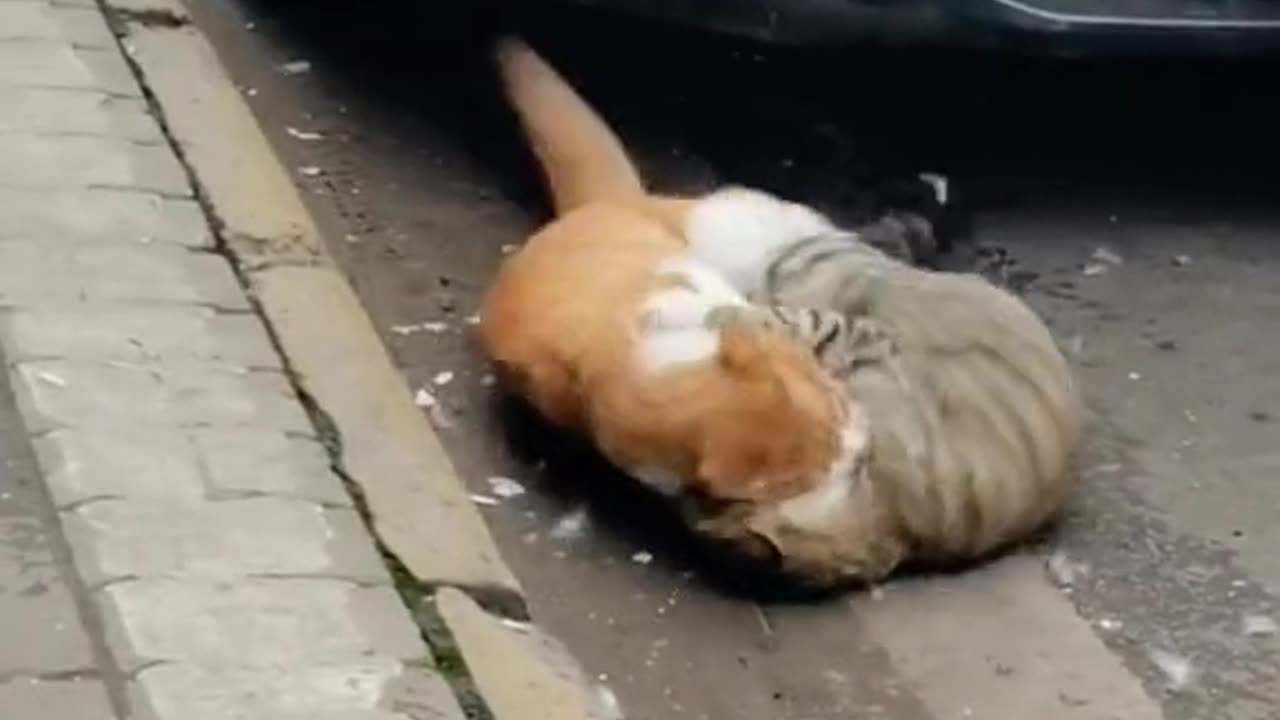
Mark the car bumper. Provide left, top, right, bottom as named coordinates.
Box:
left=558, top=0, right=1280, bottom=54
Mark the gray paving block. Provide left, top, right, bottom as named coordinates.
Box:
left=130, top=660, right=462, bottom=720
left=10, top=360, right=311, bottom=434
left=0, top=134, right=187, bottom=193
left=0, top=678, right=115, bottom=719
left=0, top=87, right=162, bottom=141
left=0, top=43, right=138, bottom=95
left=0, top=306, right=278, bottom=367
left=0, top=242, right=246, bottom=308
left=0, top=3, right=116, bottom=48
left=97, top=578, right=424, bottom=670
left=32, top=427, right=204, bottom=507
left=0, top=187, right=211, bottom=247
left=0, top=517, right=98, bottom=674
left=61, top=499, right=387, bottom=585
left=193, top=428, right=353, bottom=506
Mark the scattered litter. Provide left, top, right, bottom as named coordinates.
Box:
left=391, top=321, right=448, bottom=336
left=593, top=681, right=624, bottom=712
left=1098, top=618, right=1124, bottom=631
left=1243, top=614, right=1278, bottom=637
left=1172, top=254, right=1193, bottom=267
left=297, top=166, right=322, bottom=178
left=413, top=388, right=437, bottom=408
left=1046, top=550, right=1087, bottom=589
left=869, top=585, right=886, bottom=601
left=426, top=403, right=455, bottom=430
left=35, top=371, right=67, bottom=387
left=918, top=172, right=949, bottom=206
left=486, top=476, right=526, bottom=499
left=279, top=60, right=312, bottom=75
left=500, top=243, right=518, bottom=255
left=1128, top=371, right=1142, bottom=381
left=285, top=126, right=325, bottom=142
left=470, top=494, right=499, bottom=507
left=550, top=506, right=589, bottom=540
left=245, top=87, right=259, bottom=97
left=630, top=550, right=654, bottom=565
left=1081, top=262, right=1109, bottom=277
left=1092, top=246, right=1124, bottom=265
left=465, top=313, right=482, bottom=326
left=1148, top=648, right=1193, bottom=691
left=432, top=371, right=455, bottom=386
left=245, top=21, right=256, bottom=31
left=480, top=374, right=496, bottom=387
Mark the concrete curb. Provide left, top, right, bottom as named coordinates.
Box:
left=101, top=1, right=614, bottom=718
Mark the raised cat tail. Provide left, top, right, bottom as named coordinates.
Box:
left=495, top=36, right=645, bottom=216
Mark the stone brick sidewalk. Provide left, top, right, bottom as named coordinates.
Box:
left=0, top=2, right=466, bottom=718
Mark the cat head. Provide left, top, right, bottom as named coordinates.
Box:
left=685, top=425, right=906, bottom=589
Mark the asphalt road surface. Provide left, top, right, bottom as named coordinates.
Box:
left=185, top=2, right=1280, bottom=718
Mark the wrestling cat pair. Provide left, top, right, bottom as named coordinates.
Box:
left=480, top=38, right=1083, bottom=589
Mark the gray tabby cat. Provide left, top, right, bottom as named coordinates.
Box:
left=676, top=187, right=1084, bottom=587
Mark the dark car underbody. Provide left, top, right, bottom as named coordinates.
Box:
left=558, top=0, right=1280, bottom=54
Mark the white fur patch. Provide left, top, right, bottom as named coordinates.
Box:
left=683, top=187, right=836, bottom=294
left=776, top=403, right=869, bottom=529
left=636, top=255, right=747, bottom=373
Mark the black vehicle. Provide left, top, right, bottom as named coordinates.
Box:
left=557, top=0, right=1280, bottom=54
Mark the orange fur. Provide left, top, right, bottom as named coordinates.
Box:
left=479, top=39, right=849, bottom=503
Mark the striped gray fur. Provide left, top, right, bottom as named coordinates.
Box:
left=699, top=226, right=1084, bottom=585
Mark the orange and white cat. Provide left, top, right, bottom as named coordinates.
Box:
left=479, top=39, right=867, bottom=505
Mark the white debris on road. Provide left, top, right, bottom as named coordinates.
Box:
left=630, top=551, right=654, bottom=565
left=391, top=321, right=449, bottom=336
left=1148, top=648, right=1193, bottom=691
left=413, top=388, right=437, bottom=408
left=286, top=126, right=325, bottom=141
left=297, top=166, right=322, bottom=177
left=486, top=476, right=526, bottom=499
left=279, top=59, right=312, bottom=75
left=432, top=371, right=455, bottom=386
left=1243, top=614, right=1278, bottom=637
left=1046, top=550, right=1087, bottom=589
left=550, top=506, right=589, bottom=541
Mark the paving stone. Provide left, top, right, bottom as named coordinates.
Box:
left=0, top=518, right=97, bottom=673
left=98, top=579, right=424, bottom=670
left=0, top=3, right=116, bottom=48
left=32, top=427, right=204, bottom=507
left=434, top=588, right=621, bottom=720
left=130, top=660, right=463, bottom=720
left=0, top=306, right=277, bottom=366
left=61, top=499, right=385, bottom=585
left=0, top=42, right=138, bottom=95
left=0, top=87, right=161, bottom=141
left=0, top=242, right=245, bottom=308
left=10, top=360, right=311, bottom=434
left=0, top=187, right=210, bottom=247
left=0, top=678, right=115, bottom=719
left=193, top=428, right=353, bottom=506
left=0, top=134, right=187, bottom=192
